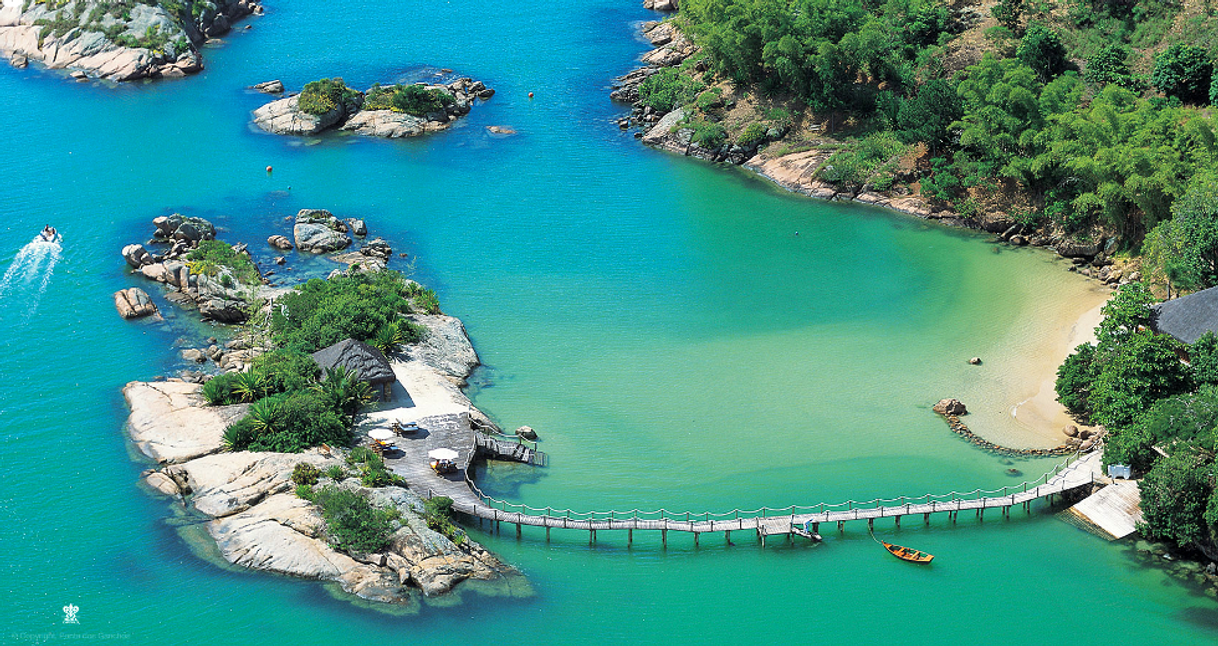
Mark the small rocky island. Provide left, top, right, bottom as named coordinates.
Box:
left=253, top=76, right=495, bottom=137
left=0, top=0, right=259, bottom=81
left=117, top=209, right=528, bottom=604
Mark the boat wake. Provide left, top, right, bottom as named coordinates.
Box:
left=0, top=234, right=63, bottom=319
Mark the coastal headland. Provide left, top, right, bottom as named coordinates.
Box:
left=0, top=0, right=259, bottom=81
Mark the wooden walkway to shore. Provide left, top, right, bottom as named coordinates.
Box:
left=383, top=414, right=1102, bottom=546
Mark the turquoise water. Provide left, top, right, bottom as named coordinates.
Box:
left=0, top=1, right=1215, bottom=643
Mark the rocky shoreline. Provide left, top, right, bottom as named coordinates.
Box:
left=613, top=18, right=1134, bottom=288
left=253, top=77, right=494, bottom=138
left=126, top=312, right=521, bottom=602
left=119, top=210, right=525, bottom=603
left=0, top=0, right=259, bottom=82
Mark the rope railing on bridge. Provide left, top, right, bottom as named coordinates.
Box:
left=455, top=447, right=1092, bottom=525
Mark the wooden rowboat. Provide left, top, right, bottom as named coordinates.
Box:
left=882, top=541, right=934, bottom=563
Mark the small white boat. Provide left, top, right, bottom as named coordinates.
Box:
left=38, top=226, right=59, bottom=243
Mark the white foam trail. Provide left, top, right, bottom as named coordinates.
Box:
left=0, top=235, right=63, bottom=319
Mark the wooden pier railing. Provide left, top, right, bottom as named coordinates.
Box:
left=442, top=449, right=1100, bottom=546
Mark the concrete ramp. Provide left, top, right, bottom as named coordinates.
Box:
left=1066, top=481, right=1143, bottom=540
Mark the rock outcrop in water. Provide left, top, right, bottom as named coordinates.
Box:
left=0, top=0, right=259, bottom=81
left=253, top=77, right=493, bottom=138
left=293, top=209, right=352, bottom=253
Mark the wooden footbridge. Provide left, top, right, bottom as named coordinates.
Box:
left=385, top=415, right=1102, bottom=547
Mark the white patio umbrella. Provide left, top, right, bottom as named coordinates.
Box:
left=369, top=429, right=395, bottom=441
left=427, top=448, right=459, bottom=461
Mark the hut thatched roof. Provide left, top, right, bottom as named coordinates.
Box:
left=311, top=338, right=396, bottom=385
left=1151, top=286, right=1218, bottom=344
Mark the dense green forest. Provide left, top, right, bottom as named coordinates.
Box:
left=1055, top=280, right=1218, bottom=559
left=646, top=0, right=1218, bottom=295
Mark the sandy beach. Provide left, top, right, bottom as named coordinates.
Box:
left=964, top=273, right=1112, bottom=450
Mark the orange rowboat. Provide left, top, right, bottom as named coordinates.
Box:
left=882, top=541, right=934, bottom=563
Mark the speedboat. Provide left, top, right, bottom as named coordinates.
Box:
left=38, top=226, right=59, bottom=243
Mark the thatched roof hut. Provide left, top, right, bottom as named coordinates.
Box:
left=1151, top=286, right=1218, bottom=345
left=311, top=338, right=396, bottom=399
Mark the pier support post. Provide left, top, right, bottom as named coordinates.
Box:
left=837, top=521, right=844, bottom=532
left=725, top=530, right=731, bottom=545
left=923, top=513, right=930, bottom=524
left=694, top=532, right=699, bottom=547
left=590, top=529, right=596, bottom=545
left=894, top=516, right=901, bottom=528
left=628, top=529, right=633, bottom=546
left=662, top=529, right=667, bottom=548
left=867, top=518, right=874, bottom=529
left=516, top=523, right=521, bottom=539
left=811, top=523, right=819, bottom=534
left=546, top=527, right=550, bottom=542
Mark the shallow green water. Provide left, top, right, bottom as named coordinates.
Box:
left=0, top=1, right=1215, bottom=643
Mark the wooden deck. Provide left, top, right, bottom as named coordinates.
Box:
left=1065, top=479, right=1142, bottom=540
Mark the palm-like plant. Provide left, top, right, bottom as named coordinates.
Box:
left=232, top=371, right=267, bottom=403
left=313, top=366, right=374, bottom=419
left=370, top=323, right=405, bottom=356
left=246, top=398, right=283, bottom=437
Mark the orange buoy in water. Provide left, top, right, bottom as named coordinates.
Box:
left=528, top=92, right=534, bottom=99
left=265, top=165, right=273, bottom=173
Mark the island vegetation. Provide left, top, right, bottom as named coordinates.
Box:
left=203, top=270, right=439, bottom=453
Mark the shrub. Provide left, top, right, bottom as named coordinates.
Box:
left=695, top=87, right=724, bottom=112
left=991, top=0, right=1024, bottom=31
left=230, top=370, right=267, bottom=403
left=298, top=78, right=362, bottom=116
left=222, top=418, right=256, bottom=451
left=423, top=496, right=465, bottom=544
left=404, top=282, right=442, bottom=314
left=1151, top=44, right=1212, bottom=104
left=311, top=486, right=399, bottom=554
left=819, top=132, right=905, bottom=189
left=1089, top=331, right=1193, bottom=429
left=1084, top=44, right=1134, bottom=88
left=1055, top=343, right=1097, bottom=416
left=311, top=366, right=373, bottom=419
left=638, top=67, right=706, bottom=114
left=295, top=483, right=314, bottom=500
left=249, top=348, right=320, bottom=395
left=325, top=464, right=347, bottom=481
left=345, top=446, right=404, bottom=487
left=689, top=119, right=727, bottom=149
left=186, top=240, right=261, bottom=287
left=272, top=271, right=417, bottom=353
left=738, top=122, right=768, bottom=148
left=366, top=83, right=455, bottom=116
left=1192, top=332, right=1218, bottom=386
left=202, top=373, right=238, bottom=405
left=226, top=392, right=350, bottom=453
left=1138, top=451, right=1214, bottom=550
left=1017, top=23, right=1067, bottom=82
left=346, top=446, right=378, bottom=467
left=291, top=462, right=321, bottom=486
